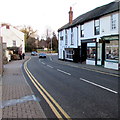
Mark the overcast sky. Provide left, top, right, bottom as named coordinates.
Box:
left=0, top=0, right=114, bottom=39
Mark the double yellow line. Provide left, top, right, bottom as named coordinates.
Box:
left=24, top=58, right=72, bottom=120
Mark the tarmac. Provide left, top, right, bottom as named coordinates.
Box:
left=0, top=56, right=47, bottom=119
left=0, top=54, right=119, bottom=119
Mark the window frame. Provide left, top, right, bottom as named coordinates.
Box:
left=71, top=28, right=74, bottom=45
left=111, top=14, right=117, bottom=30
left=94, top=19, right=100, bottom=35
left=80, top=24, right=84, bottom=37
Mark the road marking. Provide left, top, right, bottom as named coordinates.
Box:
left=24, top=59, right=72, bottom=120
left=57, top=69, right=71, bottom=76
left=49, top=56, right=53, bottom=61
left=47, top=65, right=53, bottom=68
left=41, top=62, right=45, bottom=65
left=80, top=78, right=118, bottom=94
left=53, top=61, right=119, bottom=77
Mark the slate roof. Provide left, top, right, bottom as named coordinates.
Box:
left=58, top=1, right=119, bottom=31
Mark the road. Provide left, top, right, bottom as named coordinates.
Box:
left=23, top=54, right=118, bottom=119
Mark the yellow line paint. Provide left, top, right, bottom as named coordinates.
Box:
left=24, top=62, right=63, bottom=120
left=53, top=60, right=119, bottom=77
left=24, top=59, right=72, bottom=120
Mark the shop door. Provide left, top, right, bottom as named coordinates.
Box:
left=102, top=42, right=105, bottom=66
left=81, top=43, right=87, bottom=62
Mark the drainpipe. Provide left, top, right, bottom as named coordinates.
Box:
left=0, top=37, right=3, bottom=76
left=118, top=1, right=120, bottom=70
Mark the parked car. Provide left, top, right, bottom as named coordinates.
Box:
left=31, top=51, right=37, bottom=56
left=39, top=53, right=46, bottom=58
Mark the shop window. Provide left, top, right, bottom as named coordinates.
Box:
left=94, top=19, right=100, bottom=35
left=87, top=43, right=96, bottom=60
left=105, top=40, right=118, bottom=61
left=66, top=50, right=73, bottom=59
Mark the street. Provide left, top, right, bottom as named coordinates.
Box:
left=23, top=54, right=118, bottom=119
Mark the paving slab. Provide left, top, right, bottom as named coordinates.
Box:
left=1, top=58, right=47, bottom=119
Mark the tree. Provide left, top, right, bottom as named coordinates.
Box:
left=51, top=32, right=58, bottom=52
left=20, top=25, right=38, bottom=52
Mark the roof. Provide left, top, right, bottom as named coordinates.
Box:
left=58, top=1, right=119, bottom=31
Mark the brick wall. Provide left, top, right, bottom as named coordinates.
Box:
left=0, top=37, right=3, bottom=76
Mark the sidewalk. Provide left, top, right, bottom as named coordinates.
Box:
left=1, top=57, right=47, bottom=119
left=51, top=55, right=119, bottom=76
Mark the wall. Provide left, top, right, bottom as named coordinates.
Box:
left=0, top=37, right=3, bottom=76
left=1, top=26, right=25, bottom=53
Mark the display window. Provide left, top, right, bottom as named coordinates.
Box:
left=105, top=40, right=118, bottom=62
left=87, top=43, right=96, bottom=60
left=66, top=49, right=73, bottom=59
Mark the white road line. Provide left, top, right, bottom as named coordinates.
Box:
left=47, top=65, right=53, bottom=68
left=57, top=69, right=71, bottom=76
left=41, top=62, right=45, bottom=65
left=80, top=78, right=118, bottom=94
left=49, top=57, right=53, bottom=61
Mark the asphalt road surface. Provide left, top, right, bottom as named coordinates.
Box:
left=23, top=54, right=118, bottom=119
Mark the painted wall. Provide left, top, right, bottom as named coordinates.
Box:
left=1, top=26, right=25, bottom=53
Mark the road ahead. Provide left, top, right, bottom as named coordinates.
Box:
left=23, top=55, right=118, bottom=119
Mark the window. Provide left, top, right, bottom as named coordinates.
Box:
left=60, top=31, right=63, bottom=40
left=94, top=19, right=100, bottom=35
left=105, top=40, right=118, bottom=61
left=80, top=24, right=84, bottom=37
left=66, top=50, right=73, bottom=59
left=111, top=14, right=116, bottom=30
left=87, top=43, right=96, bottom=60
left=13, top=40, right=16, bottom=47
left=71, top=28, right=74, bottom=45
left=65, top=30, right=68, bottom=45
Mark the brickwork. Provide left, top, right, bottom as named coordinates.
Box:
left=2, top=58, right=47, bottom=119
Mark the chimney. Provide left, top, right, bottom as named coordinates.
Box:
left=69, top=7, right=73, bottom=24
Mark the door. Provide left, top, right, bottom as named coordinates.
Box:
left=81, top=43, right=87, bottom=63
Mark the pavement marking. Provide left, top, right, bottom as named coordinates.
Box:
left=57, top=69, right=71, bottom=76
left=41, top=62, right=45, bottom=65
left=66, top=64, right=119, bottom=77
left=47, top=65, right=53, bottom=69
left=24, top=59, right=72, bottom=120
left=80, top=78, right=118, bottom=94
left=52, top=60, right=119, bottom=77
left=49, top=56, right=53, bottom=61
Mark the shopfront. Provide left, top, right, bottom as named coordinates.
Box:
left=102, top=35, right=119, bottom=70
left=81, top=39, right=97, bottom=65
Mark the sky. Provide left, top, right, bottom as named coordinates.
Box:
left=0, top=0, right=114, bottom=39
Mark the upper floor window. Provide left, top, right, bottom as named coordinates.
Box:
left=80, top=24, right=84, bottom=37
left=13, top=40, right=16, bottom=47
left=71, top=28, right=74, bottom=45
left=111, top=14, right=116, bottom=30
left=65, top=30, right=68, bottom=45
left=94, top=19, right=100, bottom=35
left=60, top=31, right=63, bottom=40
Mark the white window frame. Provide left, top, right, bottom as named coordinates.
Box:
left=13, top=40, right=16, bottom=47
left=111, top=14, right=117, bottom=30
left=65, top=30, right=68, bottom=45
left=71, top=28, right=74, bottom=45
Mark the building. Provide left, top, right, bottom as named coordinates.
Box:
left=0, top=24, right=25, bottom=61
left=58, top=1, right=119, bottom=70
